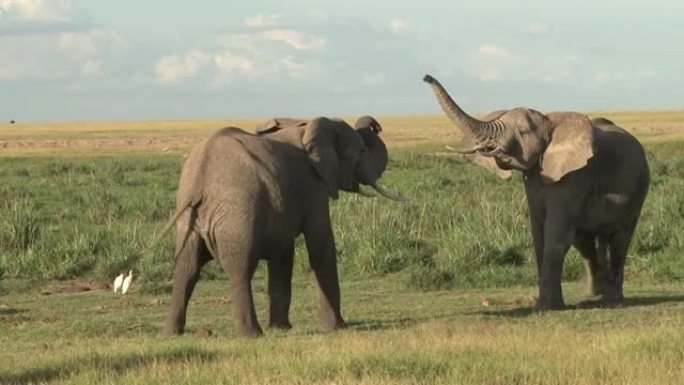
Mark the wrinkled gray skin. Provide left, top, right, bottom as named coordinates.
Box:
left=424, top=74, right=650, bottom=310
left=164, top=116, right=403, bottom=337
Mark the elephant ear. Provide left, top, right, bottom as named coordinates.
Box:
left=541, top=112, right=595, bottom=183
left=256, top=118, right=307, bottom=135
left=302, top=118, right=340, bottom=199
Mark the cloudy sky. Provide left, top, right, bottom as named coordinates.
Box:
left=1, top=0, right=683, bottom=122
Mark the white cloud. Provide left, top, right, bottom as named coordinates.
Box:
left=537, top=55, right=580, bottom=83
left=194, top=26, right=325, bottom=86
left=274, top=56, right=316, bottom=78
left=389, top=18, right=409, bottom=34
left=58, top=29, right=122, bottom=53
left=0, top=27, right=122, bottom=81
left=216, top=29, right=325, bottom=52
left=361, top=71, right=386, bottom=86
left=476, top=44, right=511, bottom=58
left=154, top=50, right=211, bottom=84
left=262, top=29, right=325, bottom=50
left=157, top=46, right=319, bottom=87
left=0, top=0, right=68, bottom=20
left=465, top=45, right=581, bottom=84
left=0, top=58, right=22, bottom=79
left=0, top=0, right=125, bottom=83
left=243, top=14, right=280, bottom=27
left=525, top=22, right=550, bottom=36
left=467, top=44, right=521, bottom=81
left=594, top=69, right=655, bottom=84
left=81, top=59, right=102, bottom=76
left=476, top=69, right=503, bottom=81
left=214, top=51, right=253, bottom=74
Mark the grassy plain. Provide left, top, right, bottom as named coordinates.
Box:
left=1, top=112, right=684, bottom=384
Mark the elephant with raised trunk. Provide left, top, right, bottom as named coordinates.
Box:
left=423, top=74, right=649, bottom=310
left=164, top=116, right=405, bottom=337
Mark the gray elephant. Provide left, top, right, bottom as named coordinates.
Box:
left=163, top=116, right=405, bottom=337
left=423, top=74, right=650, bottom=310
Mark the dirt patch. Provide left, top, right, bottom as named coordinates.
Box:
left=39, top=279, right=109, bottom=295
left=0, top=306, right=62, bottom=326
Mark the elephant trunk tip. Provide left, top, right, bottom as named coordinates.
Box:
left=422, top=74, right=436, bottom=84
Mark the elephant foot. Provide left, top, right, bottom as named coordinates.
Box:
left=534, top=296, right=565, bottom=312
left=587, top=278, right=606, bottom=297
left=268, top=321, right=293, bottom=331
left=601, top=287, right=624, bottom=307
left=237, top=326, right=264, bottom=338
left=165, top=317, right=186, bottom=336
left=320, top=318, right=347, bottom=333
left=165, top=325, right=184, bottom=336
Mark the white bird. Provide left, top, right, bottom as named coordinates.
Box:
left=113, top=273, right=125, bottom=293
left=121, top=270, right=133, bottom=294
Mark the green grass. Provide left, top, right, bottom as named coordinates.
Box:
left=1, top=277, right=683, bottom=384
left=1, top=127, right=683, bottom=384
left=1, top=141, right=683, bottom=288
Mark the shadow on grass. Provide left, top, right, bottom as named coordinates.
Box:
left=476, top=307, right=536, bottom=318
left=346, top=317, right=418, bottom=331
left=575, top=293, right=684, bottom=310
left=476, top=293, right=684, bottom=318
left=0, top=346, right=217, bottom=384
left=0, top=307, right=28, bottom=316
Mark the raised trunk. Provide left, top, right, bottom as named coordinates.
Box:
left=422, top=74, right=504, bottom=143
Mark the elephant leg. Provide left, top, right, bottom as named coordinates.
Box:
left=537, top=211, right=580, bottom=310
left=524, top=175, right=545, bottom=280
left=166, top=231, right=212, bottom=335
left=573, top=230, right=608, bottom=296
left=215, top=234, right=263, bottom=338
left=529, top=214, right=545, bottom=279
left=267, top=242, right=295, bottom=330
left=602, top=227, right=635, bottom=304
left=304, top=218, right=346, bottom=332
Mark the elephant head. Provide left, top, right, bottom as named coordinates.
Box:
left=423, top=74, right=595, bottom=183
left=258, top=116, right=406, bottom=201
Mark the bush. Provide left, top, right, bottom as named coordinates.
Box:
left=406, top=266, right=455, bottom=291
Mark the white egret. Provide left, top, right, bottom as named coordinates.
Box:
left=113, top=273, right=125, bottom=293
left=121, top=270, right=133, bottom=294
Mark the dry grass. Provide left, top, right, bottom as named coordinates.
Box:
left=3, top=111, right=683, bottom=156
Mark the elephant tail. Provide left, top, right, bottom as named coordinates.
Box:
left=150, top=191, right=203, bottom=249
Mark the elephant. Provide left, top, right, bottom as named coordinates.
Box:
left=163, top=116, right=405, bottom=337
left=423, top=74, right=650, bottom=310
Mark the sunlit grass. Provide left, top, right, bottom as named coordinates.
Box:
left=1, top=112, right=683, bottom=384
left=1, top=278, right=683, bottom=384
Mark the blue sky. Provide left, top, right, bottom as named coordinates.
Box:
left=1, top=0, right=683, bottom=122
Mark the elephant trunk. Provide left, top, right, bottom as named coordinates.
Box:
left=422, top=74, right=505, bottom=144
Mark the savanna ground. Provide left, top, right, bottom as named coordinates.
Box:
left=1, top=112, right=683, bottom=384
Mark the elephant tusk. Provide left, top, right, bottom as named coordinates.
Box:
left=479, top=146, right=504, bottom=157
left=446, top=144, right=486, bottom=154
left=371, top=181, right=409, bottom=202
left=357, top=186, right=377, bottom=198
